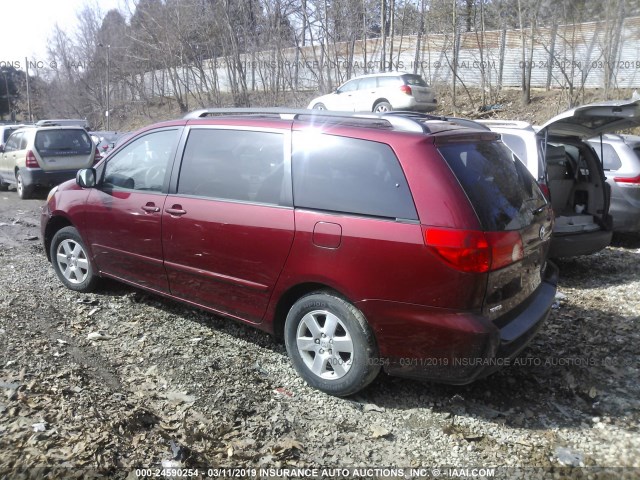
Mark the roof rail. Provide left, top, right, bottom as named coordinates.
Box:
left=477, top=119, right=532, bottom=130
left=183, top=108, right=485, bottom=134
left=384, top=111, right=492, bottom=131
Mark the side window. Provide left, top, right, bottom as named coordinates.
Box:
left=5, top=133, right=20, bottom=152
left=358, top=77, right=377, bottom=90
left=177, top=129, right=288, bottom=206
left=338, top=79, right=359, bottom=93
left=103, top=129, right=179, bottom=192
left=593, top=143, right=622, bottom=171
left=19, top=134, right=28, bottom=150
left=377, top=76, right=402, bottom=88
left=292, top=132, right=418, bottom=220
left=500, top=133, right=528, bottom=165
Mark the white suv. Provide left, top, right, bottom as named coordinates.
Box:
left=307, top=72, right=437, bottom=113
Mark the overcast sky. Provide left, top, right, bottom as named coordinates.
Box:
left=0, top=0, right=124, bottom=64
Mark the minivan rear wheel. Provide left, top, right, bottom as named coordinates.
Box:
left=16, top=172, right=33, bottom=199
left=50, top=226, right=98, bottom=292
left=284, top=292, right=380, bottom=396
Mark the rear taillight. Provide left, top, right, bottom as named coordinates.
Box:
left=400, top=84, right=412, bottom=95
left=94, top=148, right=102, bottom=164
left=485, top=231, right=524, bottom=270
left=424, top=228, right=524, bottom=273
left=25, top=150, right=39, bottom=168
left=613, top=174, right=640, bottom=187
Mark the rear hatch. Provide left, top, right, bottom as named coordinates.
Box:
left=537, top=98, right=640, bottom=235
left=539, top=97, right=640, bottom=138
left=34, top=128, right=94, bottom=171
left=437, top=137, right=553, bottom=321
left=401, top=74, right=435, bottom=103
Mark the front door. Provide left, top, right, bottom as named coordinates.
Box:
left=84, top=127, right=183, bottom=293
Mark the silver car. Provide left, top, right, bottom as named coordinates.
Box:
left=308, top=72, right=437, bottom=113
left=589, top=134, right=640, bottom=232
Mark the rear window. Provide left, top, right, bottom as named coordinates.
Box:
left=35, top=130, right=92, bottom=155
left=438, top=141, right=547, bottom=231
left=402, top=74, right=428, bottom=87
left=292, top=132, right=417, bottom=220
left=590, top=142, right=622, bottom=171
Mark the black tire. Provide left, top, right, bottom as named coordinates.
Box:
left=50, top=226, right=99, bottom=292
left=16, top=171, right=33, bottom=199
left=312, top=103, right=327, bottom=110
left=0, top=178, right=8, bottom=191
left=284, top=292, right=381, bottom=396
left=373, top=101, right=393, bottom=113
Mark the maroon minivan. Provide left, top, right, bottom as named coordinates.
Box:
left=41, top=109, right=557, bottom=396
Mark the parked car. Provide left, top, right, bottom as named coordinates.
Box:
left=90, top=131, right=127, bottom=158
left=0, top=124, right=25, bottom=151
left=42, top=108, right=556, bottom=396
left=35, top=119, right=89, bottom=129
left=0, top=126, right=97, bottom=199
left=479, top=98, right=640, bottom=257
left=588, top=134, right=640, bottom=232
left=307, top=72, right=437, bottom=113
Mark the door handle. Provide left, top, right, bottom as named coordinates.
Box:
left=166, top=206, right=187, bottom=216
left=141, top=203, right=160, bottom=213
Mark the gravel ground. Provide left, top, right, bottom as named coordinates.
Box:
left=0, top=191, right=638, bottom=480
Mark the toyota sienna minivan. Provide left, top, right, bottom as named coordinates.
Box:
left=41, top=109, right=557, bottom=396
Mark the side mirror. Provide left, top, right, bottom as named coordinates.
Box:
left=0, top=144, right=5, bottom=153
left=76, top=168, right=96, bottom=188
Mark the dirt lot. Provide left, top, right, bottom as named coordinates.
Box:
left=0, top=187, right=639, bottom=480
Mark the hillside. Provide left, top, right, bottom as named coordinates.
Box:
left=111, top=86, right=639, bottom=134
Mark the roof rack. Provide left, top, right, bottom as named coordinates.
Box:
left=477, top=119, right=532, bottom=130
left=183, top=108, right=489, bottom=134
left=383, top=111, right=492, bottom=131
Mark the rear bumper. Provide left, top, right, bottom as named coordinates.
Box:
left=398, top=97, right=438, bottom=112
left=356, top=262, right=558, bottom=384
left=20, top=168, right=79, bottom=189
left=609, top=201, right=640, bottom=233
left=549, top=229, right=612, bottom=258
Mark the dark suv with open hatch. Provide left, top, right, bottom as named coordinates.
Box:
left=41, top=109, right=557, bottom=396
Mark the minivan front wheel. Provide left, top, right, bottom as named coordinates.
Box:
left=16, top=172, right=33, bottom=199
left=284, top=292, right=381, bottom=396
left=50, top=227, right=98, bottom=292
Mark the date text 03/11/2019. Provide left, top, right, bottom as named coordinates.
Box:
left=134, top=467, right=497, bottom=478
